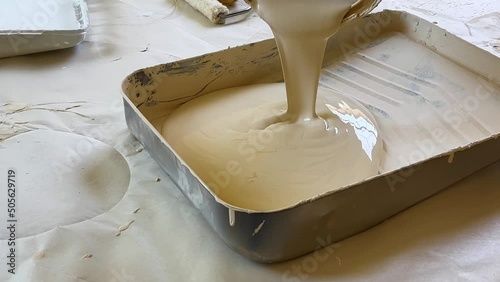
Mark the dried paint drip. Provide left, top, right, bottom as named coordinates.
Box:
left=448, top=152, right=455, bottom=163
left=115, top=220, right=135, bottom=236
left=82, top=253, right=93, bottom=259
left=252, top=220, right=265, bottom=236
left=228, top=209, right=236, bottom=226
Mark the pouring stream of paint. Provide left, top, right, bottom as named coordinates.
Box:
left=163, top=0, right=383, bottom=212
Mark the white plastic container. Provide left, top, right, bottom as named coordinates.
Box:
left=0, top=0, right=89, bottom=58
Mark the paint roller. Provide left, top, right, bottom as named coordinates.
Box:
left=184, top=0, right=252, bottom=24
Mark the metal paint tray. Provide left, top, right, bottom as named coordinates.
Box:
left=121, top=10, right=500, bottom=262
left=0, top=0, right=89, bottom=58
